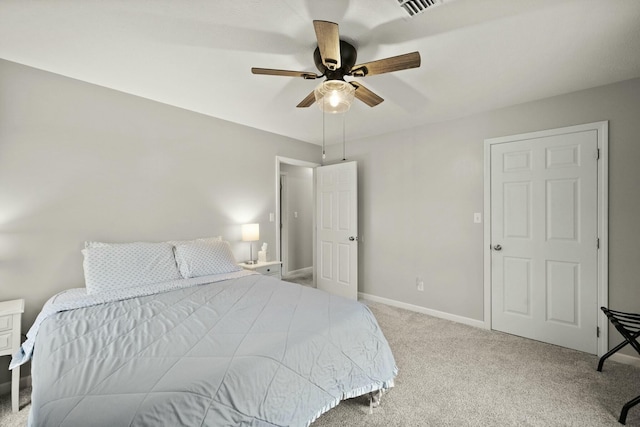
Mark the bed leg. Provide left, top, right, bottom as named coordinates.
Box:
left=369, top=389, right=383, bottom=414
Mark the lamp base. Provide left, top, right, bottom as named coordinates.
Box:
left=245, top=242, right=258, bottom=265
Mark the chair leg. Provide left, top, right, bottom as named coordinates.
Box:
left=598, top=340, right=630, bottom=371
left=619, top=394, right=640, bottom=425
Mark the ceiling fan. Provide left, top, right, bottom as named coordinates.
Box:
left=251, top=20, right=421, bottom=112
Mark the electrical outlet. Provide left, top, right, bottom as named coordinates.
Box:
left=416, top=277, right=424, bottom=291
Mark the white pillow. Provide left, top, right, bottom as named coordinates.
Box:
left=82, top=242, right=182, bottom=294
left=84, top=241, right=111, bottom=249
left=166, top=236, right=223, bottom=247
left=85, top=236, right=222, bottom=249
left=174, top=240, right=242, bottom=278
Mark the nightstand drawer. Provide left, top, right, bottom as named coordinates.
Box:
left=254, top=264, right=281, bottom=276
left=0, top=314, right=12, bottom=332
left=239, top=261, right=282, bottom=279
left=0, top=332, right=12, bottom=353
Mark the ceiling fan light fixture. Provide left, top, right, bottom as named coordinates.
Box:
left=314, top=80, right=355, bottom=114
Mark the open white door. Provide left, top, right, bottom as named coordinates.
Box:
left=316, top=161, right=358, bottom=300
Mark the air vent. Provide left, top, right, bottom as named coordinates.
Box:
left=398, top=0, right=442, bottom=17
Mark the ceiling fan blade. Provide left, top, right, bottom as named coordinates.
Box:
left=350, top=82, right=384, bottom=107
left=313, top=20, right=341, bottom=71
left=296, top=91, right=317, bottom=108
left=350, top=51, right=421, bottom=77
left=252, top=68, right=319, bottom=80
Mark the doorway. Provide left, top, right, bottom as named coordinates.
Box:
left=275, top=157, right=319, bottom=287
left=483, top=121, right=608, bottom=356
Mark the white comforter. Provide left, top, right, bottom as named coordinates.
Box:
left=17, top=273, right=397, bottom=426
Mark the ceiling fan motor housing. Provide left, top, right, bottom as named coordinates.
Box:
left=314, top=40, right=357, bottom=80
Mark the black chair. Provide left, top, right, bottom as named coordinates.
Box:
left=597, top=307, right=640, bottom=425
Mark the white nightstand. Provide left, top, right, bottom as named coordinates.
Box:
left=238, top=261, right=282, bottom=279
left=0, top=298, right=25, bottom=413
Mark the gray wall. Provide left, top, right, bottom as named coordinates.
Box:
left=280, top=164, right=313, bottom=272
left=326, top=78, right=640, bottom=355
left=2, top=55, right=639, bottom=388
left=0, top=59, right=320, bottom=383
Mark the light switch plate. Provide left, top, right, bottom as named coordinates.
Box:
left=474, top=212, right=482, bottom=223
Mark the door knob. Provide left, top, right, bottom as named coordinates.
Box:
left=493, top=244, right=502, bottom=251
left=349, top=236, right=358, bottom=241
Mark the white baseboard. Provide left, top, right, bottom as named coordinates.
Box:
left=610, top=352, right=640, bottom=368
left=358, top=292, right=486, bottom=329
left=359, top=292, right=640, bottom=369
left=0, top=375, right=31, bottom=396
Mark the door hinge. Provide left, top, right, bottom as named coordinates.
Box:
left=596, top=148, right=600, bottom=160
left=597, top=326, right=600, bottom=338
left=597, top=238, right=600, bottom=249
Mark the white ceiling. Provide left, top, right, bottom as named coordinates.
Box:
left=1, top=0, right=639, bottom=145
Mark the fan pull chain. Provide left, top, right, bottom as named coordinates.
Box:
left=322, top=98, right=326, bottom=161
left=342, top=113, right=346, bottom=161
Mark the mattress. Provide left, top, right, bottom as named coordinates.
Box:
left=19, top=273, right=397, bottom=426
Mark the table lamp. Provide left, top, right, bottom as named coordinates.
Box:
left=241, top=223, right=260, bottom=264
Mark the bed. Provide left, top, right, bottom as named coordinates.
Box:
left=10, top=238, right=397, bottom=426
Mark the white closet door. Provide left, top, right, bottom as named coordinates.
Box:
left=491, top=128, right=599, bottom=354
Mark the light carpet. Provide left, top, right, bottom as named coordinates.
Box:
left=1, top=301, right=638, bottom=426
left=282, top=270, right=314, bottom=288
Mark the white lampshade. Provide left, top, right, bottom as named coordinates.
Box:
left=241, top=223, right=259, bottom=242
left=314, top=80, right=355, bottom=114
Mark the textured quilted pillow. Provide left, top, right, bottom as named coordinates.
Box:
left=174, top=240, right=242, bottom=278
left=85, top=236, right=222, bottom=249
left=82, top=242, right=182, bottom=294
left=165, top=236, right=223, bottom=247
